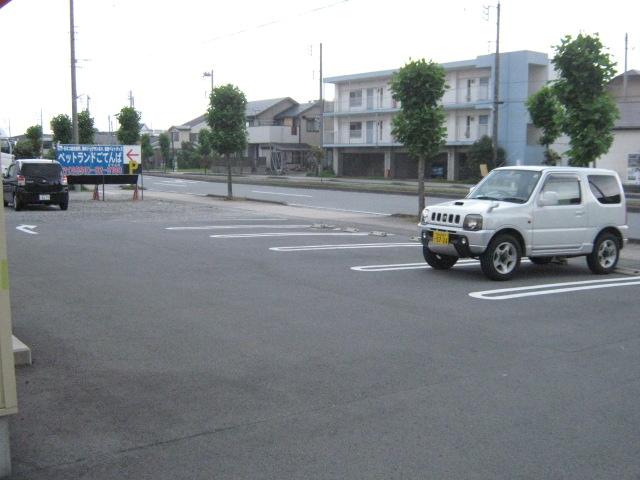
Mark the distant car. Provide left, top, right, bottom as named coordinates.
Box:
left=2, top=159, right=69, bottom=211
left=419, top=166, right=628, bottom=280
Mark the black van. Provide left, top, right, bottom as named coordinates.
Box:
left=2, top=159, right=69, bottom=210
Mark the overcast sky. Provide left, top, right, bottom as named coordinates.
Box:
left=0, top=0, right=638, bottom=136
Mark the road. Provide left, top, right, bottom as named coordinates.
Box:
left=142, top=175, right=640, bottom=239
left=3, top=191, right=640, bottom=479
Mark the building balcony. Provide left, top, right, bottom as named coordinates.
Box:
left=248, top=125, right=299, bottom=144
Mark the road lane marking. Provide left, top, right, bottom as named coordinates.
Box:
left=167, top=224, right=311, bottom=230
left=210, top=232, right=371, bottom=239
left=252, top=190, right=313, bottom=198
left=287, top=203, right=391, bottom=216
left=270, top=242, right=420, bottom=252
left=352, top=259, right=480, bottom=272
left=16, top=225, right=38, bottom=235
left=469, top=276, right=640, bottom=300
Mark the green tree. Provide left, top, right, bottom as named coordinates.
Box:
left=197, top=128, right=212, bottom=173
left=25, top=125, right=43, bottom=157
left=50, top=114, right=73, bottom=145
left=116, top=106, right=142, bottom=145
left=140, top=134, right=154, bottom=168
left=159, top=133, right=171, bottom=172
left=177, top=141, right=199, bottom=169
left=462, top=136, right=505, bottom=180
left=390, top=59, right=447, bottom=216
left=207, top=84, right=247, bottom=199
left=526, top=34, right=618, bottom=167
left=78, top=110, right=96, bottom=144
left=13, top=139, right=36, bottom=159
left=526, top=86, right=563, bottom=165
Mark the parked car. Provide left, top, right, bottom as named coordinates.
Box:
left=2, top=159, right=69, bottom=211
left=418, top=166, right=628, bottom=280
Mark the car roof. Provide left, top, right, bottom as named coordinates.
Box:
left=494, top=165, right=618, bottom=175
left=16, top=159, right=61, bottom=165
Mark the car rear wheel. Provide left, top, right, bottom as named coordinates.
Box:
left=13, top=193, right=22, bottom=211
left=60, top=194, right=69, bottom=210
left=480, top=234, right=521, bottom=281
left=586, top=232, right=619, bottom=274
left=422, top=245, right=458, bottom=270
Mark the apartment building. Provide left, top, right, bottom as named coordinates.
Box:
left=323, top=50, right=549, bottom=180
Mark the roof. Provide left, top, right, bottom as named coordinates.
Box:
left=183, top=114, right=206, bottom=128
left=245, top=97, right=295, bottom=117
left=494, top=166, right=619, bottom=175
left=274, top=101, right=320, bottom=119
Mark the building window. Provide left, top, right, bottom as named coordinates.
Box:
left=478, top=115, right=489, bottom=137
left=349, top=122, right=362, bottom=138
left=306, top=117, right=320, bottom=132
left=171, top=131, right=179, bottom=142
left=349, top=90, right=362, bottom=107
left=479, top=77, right=490, bottom=100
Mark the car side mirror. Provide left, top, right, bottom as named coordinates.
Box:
left=538, top=190, right=559, bottom=207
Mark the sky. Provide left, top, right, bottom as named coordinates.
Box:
left=0, top=0, right=638, bottom=137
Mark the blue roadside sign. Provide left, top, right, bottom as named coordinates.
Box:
left=57, top=145, right=141, bottom=175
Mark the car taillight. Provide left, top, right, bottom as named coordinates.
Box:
left=17, top=175, right=25, bottom=186
left=61, top=175, right=68, bottom=186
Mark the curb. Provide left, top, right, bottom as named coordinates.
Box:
left=12, top=336, right=31, bottom=366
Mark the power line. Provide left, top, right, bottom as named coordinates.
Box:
left=202, top=0, right=350, bottom=44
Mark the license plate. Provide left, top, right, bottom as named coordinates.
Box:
left=39, top=194, right=50, bottom=201
left=432, top=231, right=449, bottom=245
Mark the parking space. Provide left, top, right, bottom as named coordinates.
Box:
left=4, top=194, right=640, bottom=479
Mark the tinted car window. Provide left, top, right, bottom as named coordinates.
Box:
left=588, top=175, right=621, bottom=204
left=21, top=163, right=61, bottom=178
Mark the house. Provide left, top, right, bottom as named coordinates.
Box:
left=169, top=97, right=324, bottom=173
left=323, top=50, right=549, bottom=180
left=597, top=70, right=640, bottom=184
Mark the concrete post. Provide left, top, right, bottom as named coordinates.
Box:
left=332, top=148, right=341, bottom=176
left=384, top=151, right=392, bottom=178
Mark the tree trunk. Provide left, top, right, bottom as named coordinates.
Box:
left=417, top=155, right=426, bottom=217
left=226, top=153, right=233, bottom=199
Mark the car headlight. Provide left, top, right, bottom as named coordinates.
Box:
left=420, top=208, right=430, bottom=223
left=463, top=214, right=483, bottom=231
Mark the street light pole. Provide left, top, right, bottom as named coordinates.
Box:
left=203, top=70, right=214, bottom=94
left=69, top=0, right=79, bottom=144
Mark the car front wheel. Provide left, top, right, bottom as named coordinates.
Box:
left=586, top=233, right=619, bottom=274
left=422, top=245, right=458, bottom=270
left=480, top=234, right=521, bottom=281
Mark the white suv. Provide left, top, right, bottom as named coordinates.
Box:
left=418, top=166, right=628, bottom=280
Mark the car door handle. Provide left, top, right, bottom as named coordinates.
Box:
left=575, top=210, right=585, bottom=216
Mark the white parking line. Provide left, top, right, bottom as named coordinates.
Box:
left=252, top=190, right=313, bottom=198
left=469, top=276, right=640, bottom=300
left=287, top=203, right=391, bottom=216
left=352, top=259, right=480, bottom=272
left=270, top=242, right=420, bottom=252
left=210, top=232, right=371, bottom=239
left=167, top=224, right=311, bottom=230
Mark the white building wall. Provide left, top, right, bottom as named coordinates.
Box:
left=598, top=130, right=640, bottom=183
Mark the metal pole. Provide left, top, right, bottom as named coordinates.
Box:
left=69, top=0, right=79, bottom=144
left=491, top=1, right=500, bottom=167
left=319, top=42, right=324, bottom=172
left=623, top=33, right=628, bottom=98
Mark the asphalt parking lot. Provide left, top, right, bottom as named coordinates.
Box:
left=3, top=190, right=640, bottom=479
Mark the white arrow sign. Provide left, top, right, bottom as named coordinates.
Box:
left=16, top=225, right=38, bottom=235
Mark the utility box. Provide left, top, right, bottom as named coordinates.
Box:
left=0, top=194, right=18, bottom=478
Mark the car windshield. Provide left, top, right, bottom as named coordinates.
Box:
left=21, top=163, right=61, bottom=178
left=469, top=169, right=541, bottom=203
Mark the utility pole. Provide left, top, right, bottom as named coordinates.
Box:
left=129, top=90, right=135, bottom=108
left=491, top=1, right=501, bottom=167
left=319, top=42, right=324, bottom=172
left=623, top=33, right=628, bottom=98
left=69, top=0, right=79, bottom=144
